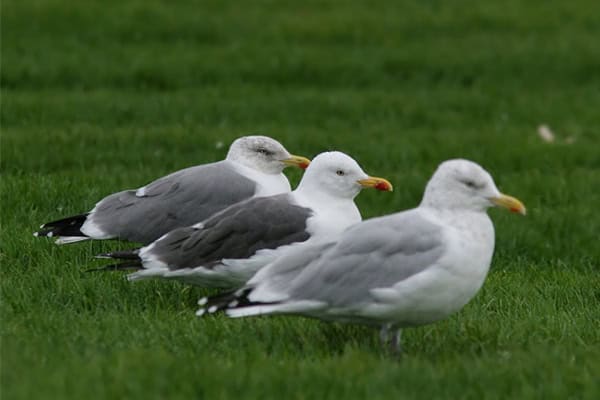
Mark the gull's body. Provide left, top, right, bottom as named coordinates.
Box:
left=35, top=136, right=310, bottom=245
left=97, top=151, right=393, bottom=288
left=200, top=159, right=526, bottom=351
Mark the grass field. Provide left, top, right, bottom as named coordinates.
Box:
left=2, top=1, right=599, bottom=399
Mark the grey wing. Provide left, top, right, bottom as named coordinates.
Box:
left=247, top=240, right=337, bottom=302
left=90, top=161, right=257, bottom=243
left=286, top=211, right=446, bottom=308
left=146, top=194, right=313, bottom=269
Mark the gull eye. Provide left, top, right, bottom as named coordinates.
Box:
left=336, top=170, right=345, bottom=176
left=256, top=148, right=271, bottom=156
left=461, top=179, right=481, bottom=189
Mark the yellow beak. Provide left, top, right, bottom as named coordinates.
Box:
left=281, top=155, right=311, bottom=170
left=490, top=193, right=527, bottom=215
left=357, top=176, right=394, bottom=192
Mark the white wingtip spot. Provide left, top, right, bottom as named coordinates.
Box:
left=228, top=300, right=239, bottom=308
left=198, top=297, right=208, bottom=306
left=196, top=308, right=206, bottom=317
left=39, top=224, right=45, bottom=229
left=33, top=232, right=39, bottom=237
left=47, top=232, right=54, bottom=238
left=208, top=305, right=218, bottom=314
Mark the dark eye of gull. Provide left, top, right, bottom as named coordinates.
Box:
left=336, top=170, right=345, bottom=176
left=256, top=148, right=273, bottom=156
left=460, top=179, right=483, bottom=189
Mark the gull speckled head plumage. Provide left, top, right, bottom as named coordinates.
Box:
left=226, top=135, right=310, bottom=174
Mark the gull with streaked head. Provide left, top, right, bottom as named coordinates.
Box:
left=35, top=135, right=310, bottom=245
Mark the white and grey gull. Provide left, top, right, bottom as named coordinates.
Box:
left=198, top=159, right=526, bottom=353
left=95, top=151, right=393, bottom=288
left=34, top=136, right=310, bottom=245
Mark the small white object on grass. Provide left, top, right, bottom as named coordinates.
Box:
left=537, top=124, right=555, bottom=142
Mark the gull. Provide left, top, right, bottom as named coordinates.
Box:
left=95, top=151, right=393, bottom=288
left=34, top=136, right=310, bottom=245
left=199, top=159, right=526, bottom=353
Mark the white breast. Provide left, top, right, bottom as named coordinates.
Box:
left=369, top=210, right=495, bottom=327
left=291, top=191, right=362, bottom=240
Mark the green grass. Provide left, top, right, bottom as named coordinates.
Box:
left=2, top=0, right=599, bottom=399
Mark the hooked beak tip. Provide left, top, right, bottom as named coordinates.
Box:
left=281, top=155, right=311, bottom=170
left=490, top=193, right=526, bottom=216
left=357, top=177, right=393, bottom=192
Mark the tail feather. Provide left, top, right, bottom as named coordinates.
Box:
left=35, top=213, right=89, bottom=238
left=225, top=300, right=323, bottom=318
left=54, top=236, right=90, bottom=245
left=225, top=304, right=286, bottom=318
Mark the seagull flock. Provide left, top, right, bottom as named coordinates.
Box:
left=35, top=135, right=526, bottom=353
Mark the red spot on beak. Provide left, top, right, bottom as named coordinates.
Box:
left=300, top=162, right=309, bottom=170
left=375, top=181, right=390, bottom=191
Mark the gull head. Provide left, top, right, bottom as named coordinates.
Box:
left=227, top=135, right=311, bottom=174
left=421, top=159, right=526, bottom=215
left=297, top=151, right=393, bottom=199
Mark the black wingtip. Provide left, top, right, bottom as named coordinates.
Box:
left=85, top=260, right=143, bottom=273
left=35, top=213, right=90, bottom=238
left=94, top=249, right=141, bottom=260
left=34, top=226, right=55, bottom=237
left=197, top=287, right=257, bottom=316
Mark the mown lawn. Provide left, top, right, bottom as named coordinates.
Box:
left=1, top=1, right=599, bottom=399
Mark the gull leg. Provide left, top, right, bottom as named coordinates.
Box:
left=391, top=328, right=403, bottom=356
left=379, top=324, right=403, bottom=357
left=379, top=323, right=392, bottom=346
